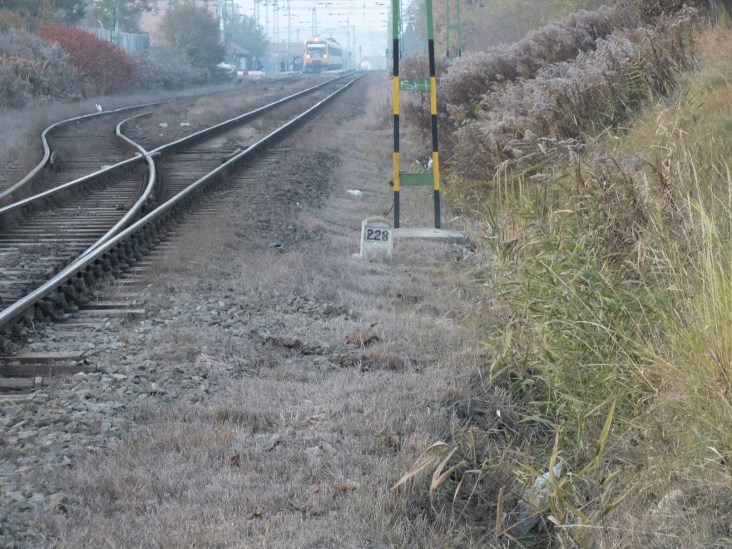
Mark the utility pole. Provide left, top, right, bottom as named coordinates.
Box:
left=220, top=0, right=234, bottom=46
left=111, top=0, right=119, bottom=32
left=272, top=0, right=279, bottom=45
left=446, top=0, right=461, bottom=58
left=287, top=0, right=292, bottom=67
left=346, top=14, right=350, bottom=69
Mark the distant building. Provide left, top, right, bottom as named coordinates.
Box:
left=229, top=44, right=253, bottom=71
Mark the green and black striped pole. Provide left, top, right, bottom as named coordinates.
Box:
left=391, top=0, right=441, bottom=229
left=391, top=0, right=401, bottom=228
left=426, top=0, right=441, bottom=228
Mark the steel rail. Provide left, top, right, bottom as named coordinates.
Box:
left=0, top=101, right=166, bottom=203
left=0, top=74, right=351, bottom=223
left=145, top=73, right=352, bottom=155
left=76, top=114, right=158, bottom=259
left=0, top=74, right=361, bottom=333
left=0, top=156, right=143, bottom=220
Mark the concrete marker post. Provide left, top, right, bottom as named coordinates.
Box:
left=359, top=216, right=393, bottom=259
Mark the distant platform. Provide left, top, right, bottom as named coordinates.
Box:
left=236, top=70, right=265, bottom=79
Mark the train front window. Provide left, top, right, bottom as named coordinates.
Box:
left=306, top=44, right=326, bottom=57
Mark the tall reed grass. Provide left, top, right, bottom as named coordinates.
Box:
left=399, top=10, right=732, bottom=545
left=476, top=21, right=732, bottom=546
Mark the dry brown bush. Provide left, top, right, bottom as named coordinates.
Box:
left=449, top=10, right=697, bottom=181
left=440, top=5, right=636, bottom=127
left=0, top=29, right=82, bottom=108
left=134, top=46, right=210, bottom=91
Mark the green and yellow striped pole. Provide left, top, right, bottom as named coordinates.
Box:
left=426, top=0, right=441, bottom=228
left=392, top=0, right=401, bottom=228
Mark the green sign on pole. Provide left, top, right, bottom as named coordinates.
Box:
left=399, top=79, right=431, bottom=92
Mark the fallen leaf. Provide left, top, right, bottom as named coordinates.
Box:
left=345, top=333, right=381, bottom=347
left=279, top=336, right=303, bottom=349
left=307, top=484, right=320, bottom=494
left=306, top=414, right=326, bottom=424
left=265, top=435, right=284, bottom=451
left=362, top=334, right=381, bottom=346
left=334, top=481, right=358, bottom=492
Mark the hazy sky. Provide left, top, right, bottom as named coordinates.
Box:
left=235, top=0, right=391, bottom=59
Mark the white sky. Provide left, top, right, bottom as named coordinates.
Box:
left=234, top=0, right=391, bottom=59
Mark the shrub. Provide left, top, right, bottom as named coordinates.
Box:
left=37, top=23, right=138, bottom=95
left=639, top=0, right=707, bottom=19
left=133, top=46, right=209, bottom=90
left=440, top=6, right=636, bottom=127
left=449, top=10, right=696, bottom=181
left=0, top=29, right=82, bottom=104
left=0, top=63, right=32, bottom=108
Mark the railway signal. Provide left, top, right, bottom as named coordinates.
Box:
left=391, top=0, right=441, bottom=229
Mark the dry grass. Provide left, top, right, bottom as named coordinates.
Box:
left=44, top=371, right=458, bottom=547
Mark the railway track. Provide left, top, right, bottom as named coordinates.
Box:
left=0, top=72, right=362, bottom=387
left=0, top=104, right=154, bottom=204
left=0, top=73, right=312, bottom=204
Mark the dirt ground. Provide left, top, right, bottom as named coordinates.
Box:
left=11, top=73, right=489, bottom=547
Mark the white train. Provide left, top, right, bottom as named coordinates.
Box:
left=303, top=36, right=343, bottom=72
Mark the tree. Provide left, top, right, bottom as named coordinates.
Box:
left=225, top=13, right=267, bottom=58
left=84, top=0, right=154, bottom=32
left=161, top=3, right=224, bottom=71
left=0, top=0, right=86, bottom=25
